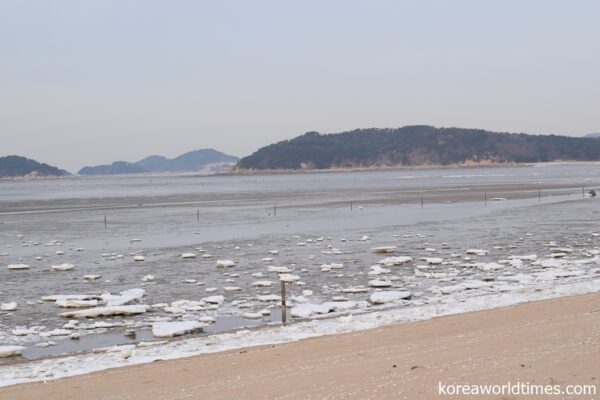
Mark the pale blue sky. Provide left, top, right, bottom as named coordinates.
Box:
left=1, top=0, right=599, bottom=172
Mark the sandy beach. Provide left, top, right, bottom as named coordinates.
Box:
left=1, top=292, right=598, bottom=400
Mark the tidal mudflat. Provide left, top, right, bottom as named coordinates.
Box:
left=1, top=164, right=599, bottom=385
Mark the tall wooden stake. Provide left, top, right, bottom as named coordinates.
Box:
left=420, top=193, right=424, bottom=208
left=104, top=215, right=107, bottom=229
left=274, top=205, right=277, bottom=217
left=280, top=281, right=287, bottom=325
left=538, top=187, right=541, bottom=202
left=350, top=201, right=353, bottom=212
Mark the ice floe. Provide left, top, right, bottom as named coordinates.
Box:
left=51, top=263, right=74, bottom=271
left=251, top=280, right=272, bottom=287
left=1, top=302, right=17, bottom=311
left=42, top=294, right=99, bottom=302
left=466, top=249, right=488, bottom=256
left=203, top=295, right=224, bottom=304
left=422, top=257, right=443, bottom=265
left=369, top=265, right=391, bottom=275
left=152, top=321, right=204, bottom=338
left=101, top=289, right=145, bottom=306
left=268, top=266, right=291, bottom=273
left=279, top=274, right=300, bottom=282
left=369, top=291, right=411, bottom=304
left=40, top=329, right=72, bottom=337
left=0, top=346, right=25, bottom=358
left=56, top=299, right=98, bottom=308
left=368, top=279, right=393, bottom=288
left=378, top=256, right=413, bottom=266
left=242, top=312, right=264, bottom=319
left=291, top=303, right=332, bottom=318
left=216, top=259, right=235, bottom=268
left=371, top=246, right=398, bottom=254
left=60, top=305, right=149, bottom=318
left=7, top=264, right=29, bottom=270
left=11, top=327, right=39, bottom=336
left=340, top=286, right=370, bottom=294
left=256, top=294, right=280, bottom=302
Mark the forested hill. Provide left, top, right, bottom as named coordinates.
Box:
left=0, top=156, right=69, bottom=178
left=237, top=126, right=600, bottom=170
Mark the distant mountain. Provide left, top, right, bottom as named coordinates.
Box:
left=78, top=149, right=239, bottom=175
left=237, top=126, right=600, bottom=170
left=78, top=161, right=146, bottom=175
left=0, top=155, right=69, bottom=178
left=585, top=133, right=600, bottom=138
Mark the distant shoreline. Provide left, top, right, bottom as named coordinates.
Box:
left=223, top=160, right=600, bottom=177
left=226, top=161, right=525, bottom=176
left=3, top=160, right=600, bottom=180
left=0, top=175, right=74, bottom=182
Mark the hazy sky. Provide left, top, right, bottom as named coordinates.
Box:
left=1, top=0, right=599, bottom=173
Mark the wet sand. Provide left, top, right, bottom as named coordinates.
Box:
left=2, top=292, right=598, bottom=400
left=0, top=167, right=592, bottom=214
left=0, top=181, right=586, bottom=214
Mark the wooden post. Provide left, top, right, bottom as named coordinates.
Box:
left=104, top=215, right=107, bottom=229
left=350, top=201, right=353, bottom=212
left=274, top=205, right=277, bottom=217
left=420, top=193, right=424, bottom=208
left=196, top=208, right=199, bottom=222
left=538, top=187, right=541, bottom=202
left=583, top=187, right=585, bottom=198
left=280, top=281, right=287, bottom=325
left=484, top=192, right=487, bottom=207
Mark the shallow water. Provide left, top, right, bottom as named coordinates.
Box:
left=1, top=164, right=600, bottom=366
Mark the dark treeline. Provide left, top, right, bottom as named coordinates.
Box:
left=237, top=126, right=600, bottom=170
left=0, top=155, right=68, bottom=178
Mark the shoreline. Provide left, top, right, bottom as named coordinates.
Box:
left=0, top=276, right=598, bottom=391
left=225, top=160, right=600, bottom=177
left=5, top=160, right=600, bottom=180
left=225, top=161, right=529, bottom=176
left=1, top=291, right=598, bottom=399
